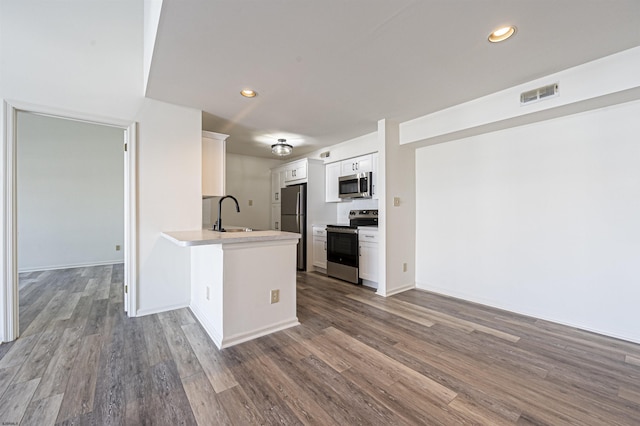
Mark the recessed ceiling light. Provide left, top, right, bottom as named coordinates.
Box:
left=240, top=89, right=257, bottom=98
left=488, top=26, right=517, bottom=43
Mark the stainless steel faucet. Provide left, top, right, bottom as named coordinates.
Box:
left=215, top=195, right=240, bottom=232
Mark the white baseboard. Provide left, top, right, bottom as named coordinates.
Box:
left=135, top=302, right=190, bottom=318
left=189, top=303, right=299, bottom=349
left=189, top=304, right=223, bottom=348
left=18, top=260, right=124, bottom=274
left=220, top=318, right=300, bottom=349
left=377, top=282, right=415, bottom=297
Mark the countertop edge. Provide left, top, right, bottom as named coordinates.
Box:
left=162, top=230, right=301, bottom=247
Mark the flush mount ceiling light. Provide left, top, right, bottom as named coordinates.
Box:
left=240, top=89, right=257, bottom=98
left=488, top=25, right=517, bottom=43
left=272, top=138, right=293, bottom=156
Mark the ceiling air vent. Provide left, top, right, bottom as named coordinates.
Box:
left=520, top=83, right=559, bottom=105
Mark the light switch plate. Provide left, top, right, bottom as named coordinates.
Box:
left=393, top=197, right=400, bottom=207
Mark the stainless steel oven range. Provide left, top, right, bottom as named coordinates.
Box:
left=326, top=210, right=378, bottom=284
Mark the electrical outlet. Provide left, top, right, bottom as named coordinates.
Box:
left=403, top=262, right=407, bottom=272
left=248, top=199, right=253, bottom=206
left=115, top=245, right=121, bottom=251
left=393, top=197, right=400, bottom=207
left=206, top=286, right=210, bottom=300
left=270, top=289, right=280, bottom=304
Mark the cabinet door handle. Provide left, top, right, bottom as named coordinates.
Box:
left=324, top=241, right=326, bottom=251
left=355, top=162, right=359, bottom=170
left=275, top=192, right=279, bottom=201
left=364, top=235, right=374, bottom=238
left=275, top=221, right=279, bottom=230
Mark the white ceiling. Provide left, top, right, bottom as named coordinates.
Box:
left=146, top=0, right=640, bottom=158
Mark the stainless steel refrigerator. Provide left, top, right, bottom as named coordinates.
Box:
left=281, top=184, right=306, bottom=270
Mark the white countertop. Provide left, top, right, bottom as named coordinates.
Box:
left=162, top=229, right=301, bottom=247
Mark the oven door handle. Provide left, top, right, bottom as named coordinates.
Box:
left=326, top=228, right=358, bottom=235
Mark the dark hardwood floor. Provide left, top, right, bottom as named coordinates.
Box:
left=1, top=265, right=639, bottom=425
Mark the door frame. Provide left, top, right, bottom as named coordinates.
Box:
left=1, top=100, right=138, bottom=342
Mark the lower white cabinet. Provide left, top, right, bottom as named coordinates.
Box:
left=312, top=226, right=327, bottom=269
left=271, top=203, right=281, bottom=230
left=358, top=229, right=379, bottom=282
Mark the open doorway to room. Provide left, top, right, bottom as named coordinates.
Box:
left=15, top=112, right=125, bottom=336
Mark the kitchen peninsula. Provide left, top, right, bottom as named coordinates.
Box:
left=162, top=229, right=301, bottom=349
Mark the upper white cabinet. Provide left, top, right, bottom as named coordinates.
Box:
left=325, top=162, right=341, bottom=203
left=325, top=153, right=378, bottom=202
left=284, top=159, right=308, bottom=184
left=202, top=131, right=229, bottom=197
left=340, top=154, right=373, bottom=175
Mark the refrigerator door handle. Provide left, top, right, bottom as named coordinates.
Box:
left=296, top=192, right=300, bottom=217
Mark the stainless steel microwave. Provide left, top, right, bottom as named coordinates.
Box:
left=339, top=172, right=372, bottom=199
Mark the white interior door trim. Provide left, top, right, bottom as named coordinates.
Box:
left=1, top=100, right=138, bottom=342
left=124, top=122, right=137, bottom=316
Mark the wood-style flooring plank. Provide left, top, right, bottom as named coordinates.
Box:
left=182, top=372, right=232, bottom=426
left=0, top=377, right=40, bottom=424
left=21, top=393, right=63, bottom=426
left=55, top=334, right=101, bottom=422
left=148, top=360, right=198, bottom=425
left=181, top=322, right=238, bottom=393
left=0, top=333, right=41, bottom=370
left=12, top=328, right=63, bottom=384
left=157, top=311, right=203, bottom=379
left=32, top=327, right=83, bottom=401
left=216, top=384, right=267, bottom=425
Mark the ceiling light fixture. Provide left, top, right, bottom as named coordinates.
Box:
left=488, top=25, right=516, bottom=43
left=240, top=89, right=257, bottom=98
left=271, top=138, right=293, bottom=156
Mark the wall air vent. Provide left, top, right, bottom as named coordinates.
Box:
left=520, top=83, right=559, bottom=105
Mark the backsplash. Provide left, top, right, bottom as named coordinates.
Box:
left=337, top=198, right=378, bottom=224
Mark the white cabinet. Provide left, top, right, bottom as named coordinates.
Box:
left=312, top=226, right=327, bottom=270
left=271, top=167, right=285, bottom=230
left=271, top=167, right=285, bottom=203
left=340, top=154, right=373, bottom=175
left=325, top=162, right=342, bottom=203
left=326, top=153, right=378, bottom=201
left=359, top=229, right=379, bottom=283
left=271, top=203, right=281, bottom=230
left=202, top=131, right=229, bottom=197
left=284, top=159, right=308, bottom=184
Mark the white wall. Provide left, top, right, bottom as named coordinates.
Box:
left=136, top=98, right=202, bottom=315
left=379, top=120, right=415, bottom=296
left=17, top=112, right=124, bottom=271
left=415, top=100, right=640, bottom=343
left=203, top=153, right=282, bottom=230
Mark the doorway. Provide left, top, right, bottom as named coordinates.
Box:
left=2, top=101, right=137, bottom=342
